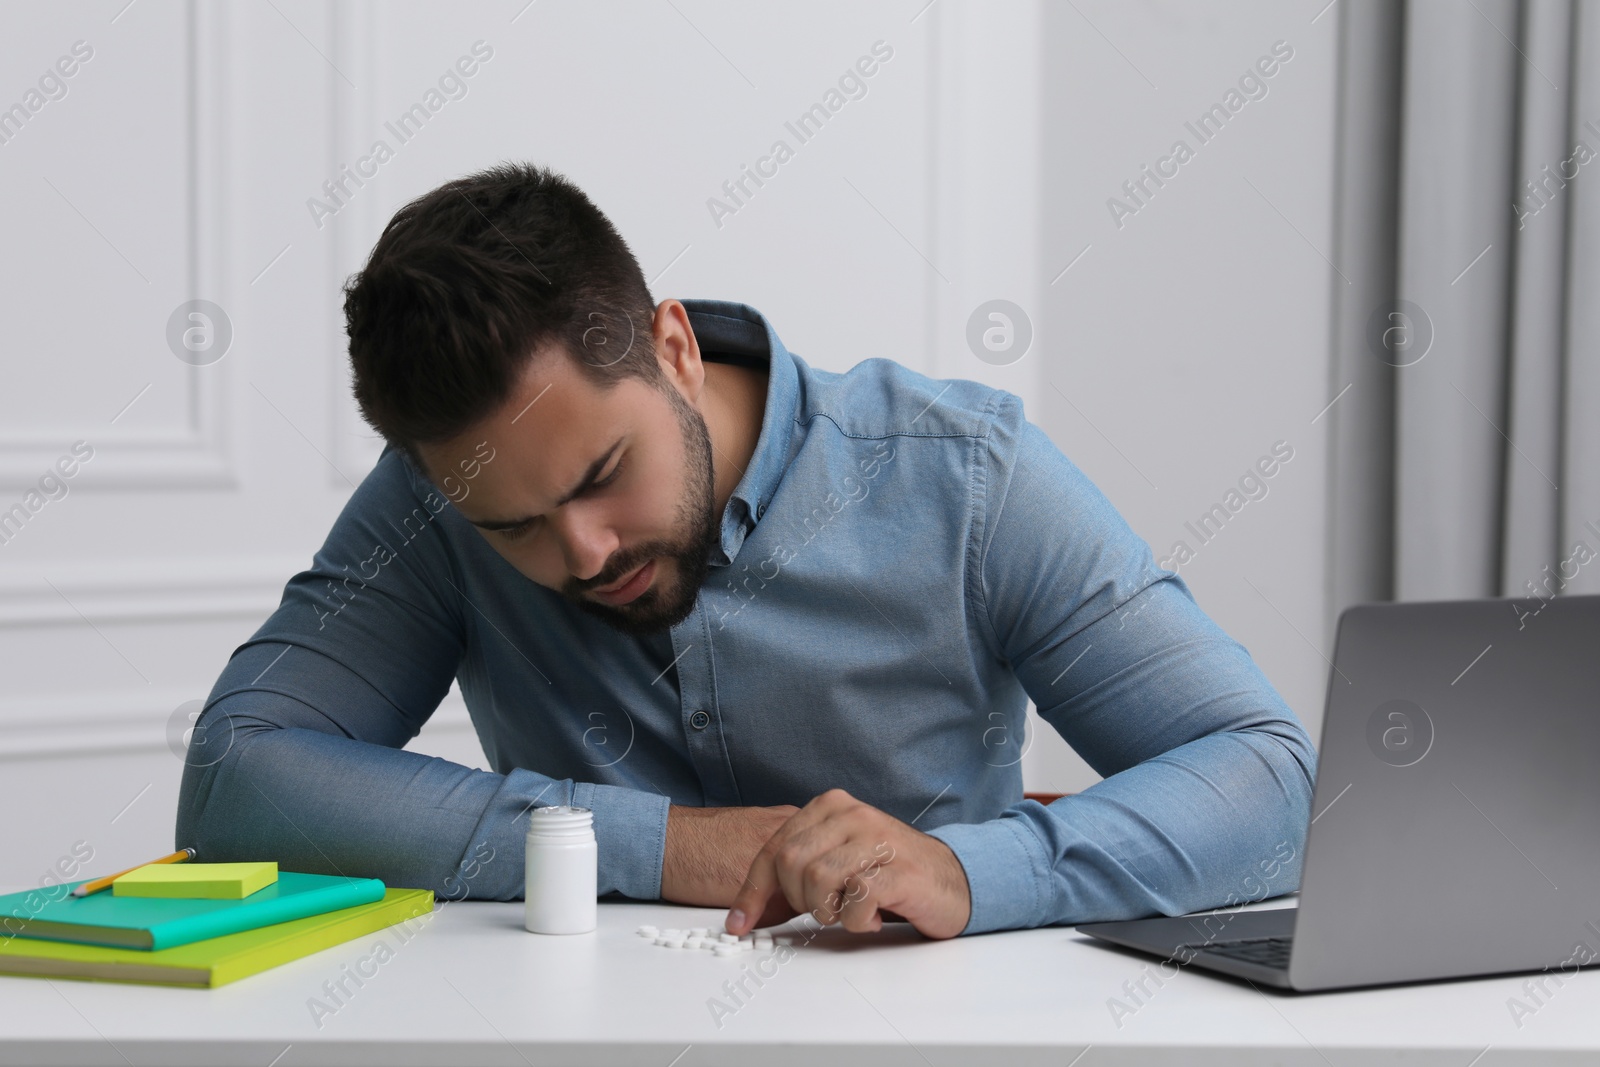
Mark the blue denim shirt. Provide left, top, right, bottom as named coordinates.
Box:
left=176, top=298, right=1316, bottom=934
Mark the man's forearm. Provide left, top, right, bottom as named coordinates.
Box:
left=928, top=722, right=1313, bottom=934
left=176, top=691, right=671, bottom=901
left=661, top=803, right=797, bottom=906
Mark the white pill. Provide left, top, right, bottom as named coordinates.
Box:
left=637, top=925, right=659, bottom=938
left=718, top=932, right=739, bottom=944
left=713, top=943, right=739, bottom=956
left=690, top=927, right=709, bottom=938
left=685, top=937, right=704, bottom=949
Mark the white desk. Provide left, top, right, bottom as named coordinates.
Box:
left=2, top=890, right=1596, bottom=1066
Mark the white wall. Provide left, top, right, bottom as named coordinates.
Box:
left=1024, top=0, right=1339, bottom=794
left=0, top=0, right=1337, bottom=886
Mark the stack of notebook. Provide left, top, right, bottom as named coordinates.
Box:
left=0, top=861, right=433, bottom=988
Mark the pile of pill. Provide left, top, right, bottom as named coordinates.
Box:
left=636, top=925, right=794, bottom=957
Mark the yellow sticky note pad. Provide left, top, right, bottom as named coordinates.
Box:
left=112, top=862, right=279, bottom=900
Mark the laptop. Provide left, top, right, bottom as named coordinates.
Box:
left=1077, top=592, right=1600, bottom=992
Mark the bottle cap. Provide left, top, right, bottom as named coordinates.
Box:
left=525, top=805, right=594, bottom=840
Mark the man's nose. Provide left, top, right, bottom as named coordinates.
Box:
left=552, top=506, right=619, bottom=584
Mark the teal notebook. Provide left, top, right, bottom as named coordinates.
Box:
left=0, top=871, right=386, bottom=951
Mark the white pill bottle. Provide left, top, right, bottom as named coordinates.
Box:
left=523, top=805, right=597, bottom=934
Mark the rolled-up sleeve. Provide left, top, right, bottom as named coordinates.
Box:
left=928, top=398, right=1316, bottom=934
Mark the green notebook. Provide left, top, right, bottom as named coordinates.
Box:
left=0, top=871, right=385, bottom=950
left=0, top=888, right=434, bottom=988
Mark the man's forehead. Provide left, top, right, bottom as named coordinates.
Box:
left=434, top=360, right=596, bottom=464
left=499, top=362, right=643, bottom=457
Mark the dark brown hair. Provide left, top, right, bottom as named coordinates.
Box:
left=343, top=161, right=661, bottom=466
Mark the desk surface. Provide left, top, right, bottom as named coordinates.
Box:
left=2, top=889, right=1597, bottom=1066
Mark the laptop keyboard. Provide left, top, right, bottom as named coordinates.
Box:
left=1182, top=936, right=1294, bottom=970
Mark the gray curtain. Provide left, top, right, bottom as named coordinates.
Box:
left=1328, top=0, right=1600, bottom=636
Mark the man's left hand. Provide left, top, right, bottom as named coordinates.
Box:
left=723, top=788, right=972, bottom=940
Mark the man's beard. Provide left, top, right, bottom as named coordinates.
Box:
left=564, top=381, right=720, bottom=637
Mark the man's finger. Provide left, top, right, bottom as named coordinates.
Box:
left=798, top=853, right=853, bottom=925
left=724, top=803, right=809, bottom=935
left=726, top=845, right=780, bottom=936
left=835, top=872, right=885, bottom=933
left=728, top=791, right=874, bottom=935
left=797, top=823, right=895, bottom=929
left=774, top=819, right=856, bottom=923
left=822, top=841, right=897, bottom=932
left=728, top=792, right=848, bottom=933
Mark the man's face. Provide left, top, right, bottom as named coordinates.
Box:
left=417, top=348, right=719, bottom=637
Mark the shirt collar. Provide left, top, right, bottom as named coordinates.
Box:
left=679, top=298, right=799, bottom=567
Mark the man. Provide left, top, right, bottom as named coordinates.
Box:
left=176, top=162, right=1315, bottom=939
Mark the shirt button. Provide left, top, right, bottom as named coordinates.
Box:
left=689, top=710, right=711, bottom=730
left=755, top=502, right=766, bottom=518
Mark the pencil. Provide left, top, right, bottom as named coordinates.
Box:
left=70, top=847, right=196, bottom=897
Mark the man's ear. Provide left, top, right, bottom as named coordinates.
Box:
left=652, top=299, right=705, bottom=404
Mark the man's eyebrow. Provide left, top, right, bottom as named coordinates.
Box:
left=465, top=437, right=624, bottom=531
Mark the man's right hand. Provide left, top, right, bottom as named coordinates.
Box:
left=661, top=803, right=798, bottom=925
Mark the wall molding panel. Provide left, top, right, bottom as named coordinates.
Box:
left=0, top=1, right=235, bottom=491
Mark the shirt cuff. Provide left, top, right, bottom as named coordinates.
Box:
left=481, top=770, right=671, bottom=902
left=927, top=814, right=1053, bottom=935
left=570, top=778, right=671, bottom=900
